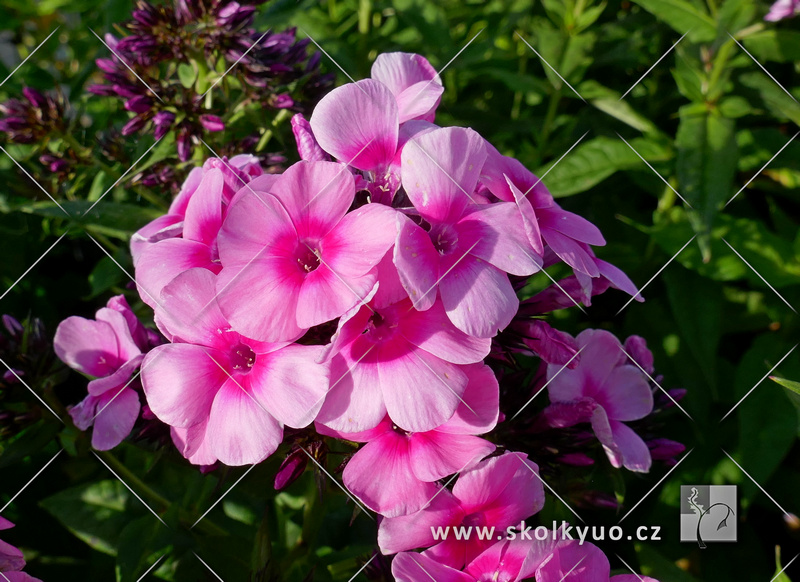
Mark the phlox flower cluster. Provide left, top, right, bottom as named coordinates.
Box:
left=52, top=51, right=675, bottom=580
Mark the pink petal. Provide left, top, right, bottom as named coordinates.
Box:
left=392, top=552, right=474, bottom=582
left=465, top=538, right=551, bottom=582
left=542, top=229, right=600, bottom=277
left=609, top=420, right=652, bottom=473
left=611, top=576, right=660, bottom=582
left=575, top=329, right=627, bottom=388
left=439, top=255, right=518, bottom=338
left=437, top=363, right=500, bottom=435
left=316, top=340, right=388, bottom=433
left=373, top=251, right=409, bottom=309
left=344, top=431, right=438, bottom=517
left=182, top=167, right=224, bottom=245
left=519, top=320, right=580, bottom=367
left=154, top=268, right=231, bottom=348
left=505, top=177, right=545, bottom=255
left=538, top=206, right=605, bottom=246
left=595, top=365, right=653, bottom=421
left=310, top=79, right=399, bottom=172
left=248, top=344, right=330, bottom=428
left=378, top=490, right=465, bottom=555
left=54, top=317, right=119, bottom=377
left=536, top=541, right=610, bottom=582
left=401, top=127, right=487, bottom=223
left=371, top=52, right=442, bottom=123
left=291, top=113, right=328, bottom=162
left=0, top=517, right=13, bottom=530
left=171, top=420, right=218, bottom=465
left=456, top=202, right=542, bottom=276
left=379, top=342, right=467, bottom=432
left=409, top=431, right=495, bottom=481
left=394, top=214, right=440, bottom=311
left=207, top=378, right=283, bottom=465
left=86, top=355, right=143, bottom=396
left=140, top=344, right=227, bottom=428
left=91, top=387, right=140, bottom=450
left=135, top=238, right=219, bottom=309
left=480, top=142, right=554, bottom=210
left=268, top=160, right=354, bottom=240
left=399, top=299, right=490, bottom=365
left=597, top=258, right=643, bottom=301
left=169, top=166, right=204, bottom=216
left=296, top=264, right=377, bottom=329
left=323, top=203, right=398, bottom=278
left=315, top=416, right=392, bottom=442
left=130, top=213, right=183, bottom=265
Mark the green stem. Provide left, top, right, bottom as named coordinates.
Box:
left=97, top=450, right=171, bottom=510
left=539, top=87, right=562, bottom=154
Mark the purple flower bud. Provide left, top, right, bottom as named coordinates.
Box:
left=113, top=84, right=142, bottom=99
left=22, top=87, right=47, bottom=109
left=274, top=447, right=307, bottom=490
left=648, top=438, right=686, bottom=460
left=624, top=335, right=654, bottom=374
left=132, top=6, right=158, bottom=27
left=3, top=369, right=22, bottom=384
left=199, top=114, right=225, bottom=132
left=39, top=154, right=70, bottom=173
left=272, top=93, right=294, bottom=109
left=153, top=110, right=175, bottom=140
left=88, top=84, right=116, bottom=97
left=291, top=113, right=327, bottom=162
left=122, top=115, right=147, bottom=135
left=2, top=315, right=23, bottom=338
left=559, top=453, right=595, bottom=467
left=176, top=130, right=193, bottom=161
left=96, top=58, right=120, bottom=74
left=124, top=95, right=154, bottom=113
left=665, top=388, right=687, bottom=407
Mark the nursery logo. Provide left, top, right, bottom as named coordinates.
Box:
left=680, top=485, right=737, bottom=547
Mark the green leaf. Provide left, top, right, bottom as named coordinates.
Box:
left=740, top=71, right=800, bottom=127
left=775, top=546, right=795, bottom=582
left=579, top=80, right=658, bottom=133
left=630, top=0, right=717, bottom=42
left=177, top=62, right=197, bottom=89
left=771, top=376, right=800, bottom=397
left=538, top=136, right=672, bottom=197
left=116, top=516, right=173, bottom=582
left=87, top=255, right=127, bottom=298
left=743, top=30, right=800, bottom=63
left=675, top=105, right=738, bottom=260
left=87, top=170, right=112, bottom=203
left=40, top=480, right=132, bottom=556
left=15, top=200, right=163, bottom=239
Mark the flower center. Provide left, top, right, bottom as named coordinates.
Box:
left=431, top=224, right=458, bottom=255
left=229, top=343, right=256, bottom=372
left=362, top=309, right=399, bottom=343
left=295, top=243, right=321, bottom=273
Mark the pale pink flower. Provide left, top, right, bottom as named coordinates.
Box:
left=394, top=127, right=540, bottom=337
left=214, top=160, right=397, bottom=342
left=370, top=52, right=443, bottom=123
left=765, top=0, right=800, bottom=20
left=544, top=329, right=654, bottom=472
left=537, top=539, right=659, bottom=582
left=141, top=268, right=329, bottom=466
left=378, top=451, right=545, bottom=569
left=318, top=363, right=498, bottom=517
left=315, top=297, right=490, bottom=434
left=54, top=295, right=148, bottom=450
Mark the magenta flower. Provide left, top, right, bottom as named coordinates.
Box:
left=315, top=297, right=490, bottom=434
left=537, top=540, right=659, bottom=582
left=543, top=329, right=654, bottom=472
left=394, top=127, right=540, bottom=337
left=54, top=296, right=150, bottom=451
left=318, top=363, right=498, bottom=517
left=765, top=0, right=800, bottom=20
left=215, top=160, right=397, bottom=342
left=378, top=451, right=545, bottom=569
left=0, top=517, right=42, bottom=582
left=141, top=268, right=329, bottom=466
left=370, top=52, right=443, bottom=123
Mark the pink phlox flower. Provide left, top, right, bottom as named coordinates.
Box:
left=544, top=329, right=654, bottom=472
left=0, top=517, right=43, bottom=581
left=317, top=362, right=498, bottom=517
left=378, top=451, right=545, bottom=569
left=54, top=295, right=146, bottom=450
left=215, top=160, right=398, bottom=342
left=141, top=268, right=330, bottom=466
left=315, top=295, right=491, bottom=434
left=765, top=0, right=800, bottom=20
left=394, top=127, right=541, bottom=338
